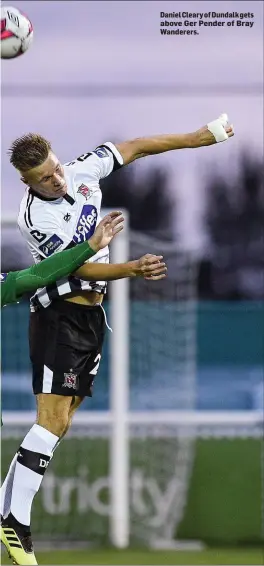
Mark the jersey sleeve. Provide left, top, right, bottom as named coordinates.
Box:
left=18, top=211, right=72, bottom=263
left=65, top=142, right=124, bottom=181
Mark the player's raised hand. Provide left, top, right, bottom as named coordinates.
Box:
left=88, top=211, right=124, bottom=252
left=196, top=113, right=234, bottom=146
left=132, top=254, right=167, bottom=280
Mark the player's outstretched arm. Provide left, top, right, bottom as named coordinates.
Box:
left=74, top=254, right=167, bottom=281
left=1, top=212, right=124, bottom=306
left=115, top=113, right=234, bottom=165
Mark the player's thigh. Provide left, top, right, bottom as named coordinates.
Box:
left=65, top=396, right=85, bottom=433
left=30, top=301, right=106, bottom=399
left=36, top=393, right=73, bottom=436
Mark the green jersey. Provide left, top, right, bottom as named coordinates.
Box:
left=1, top=241, right=96, bottom=307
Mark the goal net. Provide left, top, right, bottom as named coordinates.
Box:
left=127, top=231, right=197, bottom=546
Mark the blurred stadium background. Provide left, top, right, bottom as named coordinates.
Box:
left=1, top=1, right=263, bottom=564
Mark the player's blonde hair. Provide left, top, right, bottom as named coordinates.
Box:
left=8, top=133, right=52, bottom=172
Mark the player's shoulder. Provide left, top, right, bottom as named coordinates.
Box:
left=18, top=188, right=54, bottom=232
left=63, top=142, right=123, bottom=170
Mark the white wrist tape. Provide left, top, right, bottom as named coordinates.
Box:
left=207, top=113, right=229, bottom=143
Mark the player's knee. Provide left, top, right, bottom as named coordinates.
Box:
left=37, top=411, right=69, bottom=437
left=36, top=393, right=72, bottom=437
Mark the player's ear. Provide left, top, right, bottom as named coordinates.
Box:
left=20, top=176, right=27, bottom=185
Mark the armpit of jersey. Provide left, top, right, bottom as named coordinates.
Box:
left=1, top=273, right=8, bottom=282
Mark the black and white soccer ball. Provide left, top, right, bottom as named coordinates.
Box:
left=1, top=6, right=33, bottom=59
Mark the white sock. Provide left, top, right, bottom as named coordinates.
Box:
left=1, top=454, right=18, bottom=519
left=10, top=424, right=59, bottom=526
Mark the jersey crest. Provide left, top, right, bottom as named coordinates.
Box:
left=77, top=184, right=92, bottom=200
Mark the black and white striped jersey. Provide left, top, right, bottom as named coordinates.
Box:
left=18, top=142, right=123, bottom=311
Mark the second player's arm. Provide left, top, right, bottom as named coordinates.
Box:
left=14, top=240, right=97, bottom=297
left=74, top=254, right=167, bottom=281
left=14, top=212, right=124, bottom=297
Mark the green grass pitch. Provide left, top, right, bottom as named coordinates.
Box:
left=1, top=547, right=263, bottom=565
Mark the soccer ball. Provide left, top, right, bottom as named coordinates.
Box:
left=1, top=6, right=33, bottom=59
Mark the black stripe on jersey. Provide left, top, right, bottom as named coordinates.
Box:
left=30, top=295, right=43, bottom=311
left=46, top=282, right=60, bottom=303
left=29, top=188, right=59, bottom=202
left=68, top=276, right=82, bottom=293
left=24, top=193, right=30, bottom=228
left=24, top=192, right=34, bottom=228
left=63, top=193, right=75, bottom=205
left=97, top=145, right=123, bottom=172
left=90, top=281, right=100, bottom=291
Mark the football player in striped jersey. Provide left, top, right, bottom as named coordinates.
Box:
left=1, top=209, right=167, bottom=565
left=1, top=113, right=233, bottom=565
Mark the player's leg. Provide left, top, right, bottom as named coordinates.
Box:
left=44, top=395, right=85, bottom=452
left=1, top=394, right=73, bottom=565
left=0, top=395, right=71, bottom=519
left=1, top=302, right=105, bottom=565
left=60, top=395, right=85, bottom=439
left=1, top=306, right=74, bottom=565
left=9, top=394, right=73, bottom=521
left=36, top=392, right=74, bottom=436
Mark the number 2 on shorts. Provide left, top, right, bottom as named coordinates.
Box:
left=90, top=353, right=101, bottom=376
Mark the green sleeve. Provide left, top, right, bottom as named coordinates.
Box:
left=1, top=272, right=19, bottom=307
left=1, top=241, right=96, bottom=306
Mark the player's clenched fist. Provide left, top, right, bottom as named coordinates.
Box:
left=131, top=254, right=167, bottom=280
left=195, top=113, right=234, bottom=147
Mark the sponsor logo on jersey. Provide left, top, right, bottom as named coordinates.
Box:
left=94, top=147, right=108, bottom=159
left=0, top=273, right=8, bottom=282
left=77, top=184, right=92, bottom=200
left=39, top=234, right=64, bottom=257
left=73, top=205, right=98, bottom=244
left=62, top=369, right=78, bottom=390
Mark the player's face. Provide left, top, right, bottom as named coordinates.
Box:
left=22, top=152, right=67, bottom=198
